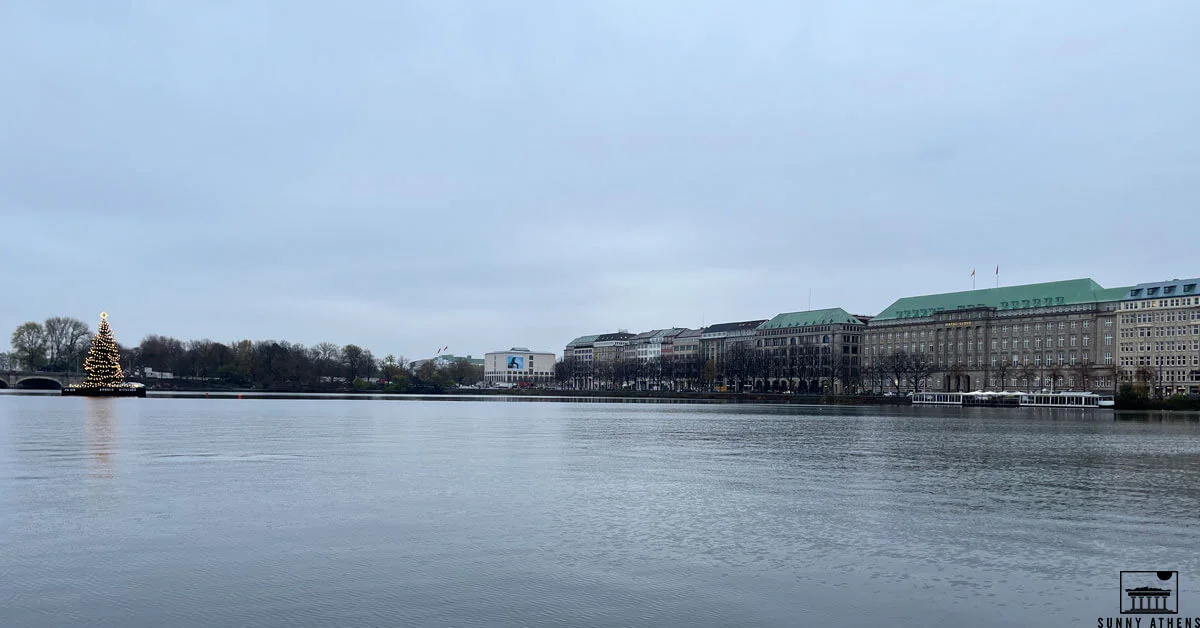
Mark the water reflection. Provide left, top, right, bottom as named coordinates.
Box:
left=1115, top=410, right=1200, bottom=423
left=84, top=399, right=118, bottom=479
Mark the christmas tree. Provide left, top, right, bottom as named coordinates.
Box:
left=81, top=312, right=126, bottom=388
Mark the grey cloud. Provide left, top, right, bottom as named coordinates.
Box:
left=3, top=1, right=1198, bottom=357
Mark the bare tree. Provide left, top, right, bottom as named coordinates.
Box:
left=310, top=342, right=342, bottom=380
left=1069, top=361, right=1093, bottom=391
left=862, top=362, right=885, bottom=394
left=992, top=360, right=1012, bottom=391
left=1017, top=362, right=1037, bottom=392
left=1103, top=363, right=1124, bottom=395
left=701, top=358, right=716, bottom=391
left=1134, top=365, right=1158, bottom=397
left=726, top=343, right=753, bottom=393
left=883, top=351, right=910, bottom=395
left=10, top=322, right=47, bottom=371
left=42, top=316, right=91, bottom=371
left=1048, top=364, right=1064, bottom=392
left=909, top=353, right=936, bottom=392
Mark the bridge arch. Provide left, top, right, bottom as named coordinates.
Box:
left=15, top=376, right=64, bottom=390
left=0, top=379, right=8, bottom=389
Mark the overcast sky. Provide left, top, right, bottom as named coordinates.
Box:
left=3, top=1, right=1198, bottom=359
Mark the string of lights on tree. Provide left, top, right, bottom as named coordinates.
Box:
left=81, top=312, right=126, bottom=388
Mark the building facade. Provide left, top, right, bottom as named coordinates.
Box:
left=1117, top=278, right=1200, bottom=396
left=700, top=320, right=765, bottom=361
left=697, top=320, right=766, bottom=392
left=754, top=308, right=865, bottom=394
left=665, top=328, right=705, bottom=391
left=592, top=332, right=635, bottom=364
left=563, top=335, right=598, bottom=364
left=863, top=279, right=1127, bottom=393
left=626, top=328, right=686, bottom=362
left=559, top=334, right=601, bottom=389
left=484, top=348, right=556, bottom=385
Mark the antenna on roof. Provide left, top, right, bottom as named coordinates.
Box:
left=808, top=288, right=812, bottom=310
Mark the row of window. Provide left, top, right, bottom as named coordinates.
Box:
left=1119, top=341, right=1200, bottom=352
left=870, top=334, right=1115, bottom=355
left=1121, top=326, right=1200, bottom=337
left=869, top=320, right=1105, bottom=345
left=1160, top=371, right=1200, bottom=382
left=867, top=350, right=1113, bottom=367
left=760, top=325, right=852, bottom=336
left=757, top=335, right=839, bottom=347
left=1124, top=312, right=1200, bottom=324
left=1121, top=356, right=1200, bottom=368
left=1123, top=297, right=1199, bottom=309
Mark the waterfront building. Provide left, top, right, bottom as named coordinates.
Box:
left=700, top=320, right=765, bottom=362
left=1116, top=278, right=1200, bottom=396
left=559, top=334, right=601, bottom=389
left=591, top=332, right=635, bottom=364
left=623, top=329, right=689, bottom=389
left=563, top=335, right=599, bottom=364
left=754, top=308, right=865, bottom=394
left=863, top=279, right=1128, bottom=393
left=484, top=348, right=556, bottom=385
left=699, top=320, right=766, bottom=392
left=666, top=328, right=705, bottom=391
left=626, top=328, right=687, bottom=362
left=588, top=332, right=636, bottom=389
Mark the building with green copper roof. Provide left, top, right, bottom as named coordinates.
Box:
left=562, top=334, right=601, bottom=363
left=753, top=308, right=866, bottom=395
left=874, top=279, right=1124, bottom=321
left=759, top=307, right=863, bottom=329
left=565, top=334, right=600, bottom=348
left=863, top=278, right=1130, bottom=395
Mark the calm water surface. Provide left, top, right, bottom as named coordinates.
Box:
left=2, top=395, right=1199, bottom=627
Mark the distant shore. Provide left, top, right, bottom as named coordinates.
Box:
left=7, top=384, right=1196, bottom=411
left=137, top=386, right=915, bottom=405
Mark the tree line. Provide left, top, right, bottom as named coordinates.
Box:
left=858, top=350, right=1130, bottom=394
left=551, top=345, right=1135, bottom=395
left=5, top=318, right=482, bottom=392
left=553, top=343, right=858, bottom=393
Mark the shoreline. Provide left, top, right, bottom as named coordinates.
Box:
left=4, top=387, right=1196, bottom=411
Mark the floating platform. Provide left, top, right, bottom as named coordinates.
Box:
left=62, top=384, right=147, bottom=398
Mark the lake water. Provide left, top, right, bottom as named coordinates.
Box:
left=2, top=394, right=1199, bottom=627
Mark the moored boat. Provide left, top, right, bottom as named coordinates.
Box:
left=913, top=390, right=1114, bottom=408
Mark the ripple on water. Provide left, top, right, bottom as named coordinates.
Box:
left=2, top=400, right=1199, bottom=628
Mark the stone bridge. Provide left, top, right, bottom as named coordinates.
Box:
left=0, top=371, right=86, bottom=390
